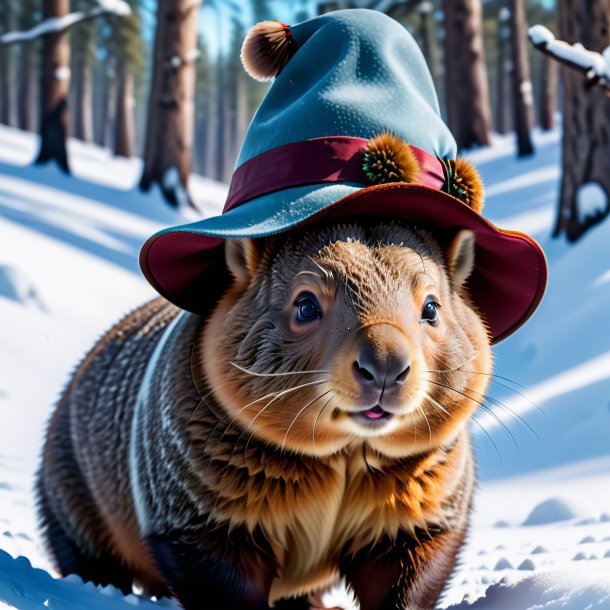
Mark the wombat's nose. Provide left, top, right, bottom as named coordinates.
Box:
left=353, top=325, right=411, bottom=391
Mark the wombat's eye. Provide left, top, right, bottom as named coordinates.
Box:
left=295, top=292, right=323, bottom=323
left=421, top=297, right=440, bottom=326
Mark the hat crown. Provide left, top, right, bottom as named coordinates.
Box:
left=236, top=9, right=457, bottom=168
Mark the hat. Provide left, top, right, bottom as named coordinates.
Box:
left=139, top=9, right=547, bottom=344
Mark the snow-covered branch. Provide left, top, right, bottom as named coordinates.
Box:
left=529, top=25, right=610, bottom=91
left=0, top=1, right=131, bottom=46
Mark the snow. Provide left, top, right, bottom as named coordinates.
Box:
left=528, top=24, right=554, bottom=46
left=528, top=25, right=610, bottom=81
left=0, top=2, right=131, bottom=46
left=54, top=67, right=71, bottom=81
left=1, top=123, right=610, bottom=609
left=577, top=182, right=608, bottom=224
left=96, top=0, right=131, bottom=17
left=416, top=2, right=433, bottom=15
left=523, top=497, right=599, bottom=526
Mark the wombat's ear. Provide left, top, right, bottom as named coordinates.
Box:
left=446, top=230, right=476, bottom=290
left=225, top=238, right=267, bottom=285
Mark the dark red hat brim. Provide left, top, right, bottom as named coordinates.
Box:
left=140, top=182, right=547, bottom=344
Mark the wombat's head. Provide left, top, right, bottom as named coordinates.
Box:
left=202, top=221, right=492, bottom=458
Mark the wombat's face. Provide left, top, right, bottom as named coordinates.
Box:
left=203, top=222, right=492, bottom=458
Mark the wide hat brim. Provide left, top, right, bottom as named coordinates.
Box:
left=140, top=181, right=547, bottom=344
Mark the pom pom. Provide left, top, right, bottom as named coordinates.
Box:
left=440, top=157, right=484, bottom=213
left=241, top=20, right=294, bottom=82
left=362, top=132, right=421, bottom=185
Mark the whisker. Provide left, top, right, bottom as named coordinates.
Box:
left=470, top=413, right=504, bottom=466
left=230, top=362, right=330, bottom=377
left=199, top=390, right=278, bottom=470
left=422, top=351, right=480, bottom=376
left=419, top=387, right=503, bottom=463
left=418, top=389, right=452, bottom=422
left=423, top=378, right=520, bottom=453
left=281, top=389, right=332, bottom=453
left=312, top=393, right=336, bottom=452
left=427, top=372, right=539, bottom=441
left=417, top=403, right=433, bottom=445
left=477, top=391, right=540, bottom=441
left=211, top=378, right=328, bottom=459
left=187, top=398, right=205, bottom=426
left=237, top=379, right=329, bottom=459
left=465, top=373, right=545, bottom=418
left=428, top=362, right=544, bottom=418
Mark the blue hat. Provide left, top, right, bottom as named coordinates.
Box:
left=139, top=9, right=546, bottom=343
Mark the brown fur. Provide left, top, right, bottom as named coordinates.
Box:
left=37, top=220, right=492, bottom=609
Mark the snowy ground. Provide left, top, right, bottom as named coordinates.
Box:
left=1, top=125, right=609, bottom=609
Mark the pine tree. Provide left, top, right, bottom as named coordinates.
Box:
left=70, top=0, right=95, bottom=141
left=442, top=0, right=492, bottom=149
left=508, top=0, right=534, bottom=156
left=194, top=35, right=213, bottom=176
left=0, top=1, right=15, bottom=126
left=36, top=0, right=71, bottom=172
left=108, top=0, right=143, bottom=157
left=17, top=0, right=39, bottom=132
left=220, top=16, right=248, bottom=181
left=140, top=0, right=202, bottom=206
left=555, top=0, right=610, bottom=240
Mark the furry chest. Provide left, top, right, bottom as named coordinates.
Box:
left=220, top=450, right=445, bottom=602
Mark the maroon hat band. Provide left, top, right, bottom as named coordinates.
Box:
left=223, top=136, right=446, bottom=213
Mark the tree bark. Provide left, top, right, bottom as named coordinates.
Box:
left=417, top=2, right=441, bottom=92
left=0, top=47, right=10, bottom=126
left=113, top=61, right=134, bottom=157
left=508, top=0, right=534, bottom=157
left=0, top=6, right=12, bottom=126
left=139, top=0, right=201, bottom=207
left=214, top=57, right=226, bottom=182
left=17, top=0, right=38, bottom=132
left=17, top=46, right=37, bottom=132
left=495, top=8, right=512, bottom=135
left=539, top=54, right=557, bottom=131
left=555, top=0, right=610, bottom=241
left=442, top=0, right=492, bottom=149
left=35, top=0, right=70, bottom=173
left=71, top=31, right=93, bottom=142
left=95, top=60, right=115, bottom=147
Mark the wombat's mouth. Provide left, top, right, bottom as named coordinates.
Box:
left=350, top=405, right=393, bottom=426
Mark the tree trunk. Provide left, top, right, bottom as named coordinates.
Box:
left=417, top=2, right=440, bottom=85
left=555, top=0, right=610, bottom=241
left=95, top=60, right=115, bottom=148
left=214, top=57, right=226, bottom=182
left=72, top=34, right=93, bottom=141
left=0, top=4, right=11, bottom=126
left=139, top=0, right=201, bottom=207
left=495, top=8, right=512, bottom=135
left=539, top=54, right=557, bottom=131
left=204, top=75, right=218, bottom=179
left=17, top=0, right=37, bottom=131
left=508, top=0, right=534, bottom=157
left=35, top=0, right=70, bottom=173
left=113, top=61, right=134, bottom=157
left=0, top=47, right=10, bottom=126
left=18, top=47, right=37, bottom=132
left=442, top=0, right=492, bottom=149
